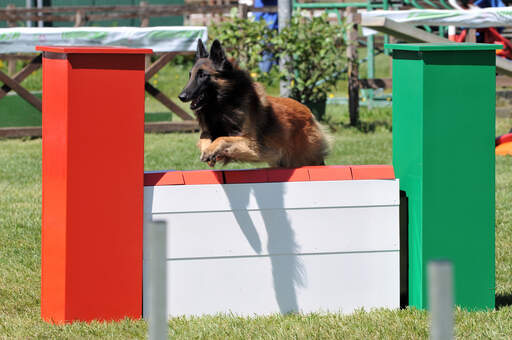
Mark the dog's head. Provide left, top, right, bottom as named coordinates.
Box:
left=178, top=39, right=233, bottom=110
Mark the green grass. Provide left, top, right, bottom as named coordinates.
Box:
left=1, top=109, right=512, bottom=338
left=0, top=94, right=43, bottom=127
left=1, top=50, right=512, bottom=339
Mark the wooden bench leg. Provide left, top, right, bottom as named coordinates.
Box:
left=145, top=82, right=194, bottom=121
left=0, top=69, right=42, bottom=112
left=145, top=52, right=177, bottom=81
left=144, top=52, right=194, bottom=121
left=0, top=54, right=42, bottom=101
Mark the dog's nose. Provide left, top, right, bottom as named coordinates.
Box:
left=178, top=92, right=188, bottom=102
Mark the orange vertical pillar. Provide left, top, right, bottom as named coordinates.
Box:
left=37, top=46, right=152, bottom=323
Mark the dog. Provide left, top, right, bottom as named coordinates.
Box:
left=178, top=39, right=329, bottom=168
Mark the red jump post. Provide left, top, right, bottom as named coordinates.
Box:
left=38, top=46, right=152, bottom=323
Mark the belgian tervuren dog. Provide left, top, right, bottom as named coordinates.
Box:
left=178, top=39, right=329, bottom=168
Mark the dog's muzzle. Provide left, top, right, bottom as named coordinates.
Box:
left=178, top=92, right=189, bottom=102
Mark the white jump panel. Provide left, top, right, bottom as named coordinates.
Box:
left=143, top=180, right=400, bottom=317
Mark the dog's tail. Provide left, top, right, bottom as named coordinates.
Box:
left=316, top=120, right=333, bottom=159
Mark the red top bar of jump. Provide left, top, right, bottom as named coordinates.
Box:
left=144, top=165, right=395, bottom=186
left=36, top=46, right=153, bottom=54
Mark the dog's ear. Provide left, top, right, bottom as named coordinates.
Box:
left=209, top=39, right=232, bottom=72
left=196, top=39, right=209, bottom=60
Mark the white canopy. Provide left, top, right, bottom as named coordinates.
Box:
left=0, top=26, right=208, bottom=54
left=362, top=7, right=512, bottom=28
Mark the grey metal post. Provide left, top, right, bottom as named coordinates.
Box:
left=278, top=0, right=292, bottom=97
left=147, top=220, right=168, bottom=340
left=26, top=0, right=32, bottom=27
left=428, top=261, right=454, bottom=340
left=37, top=0, right=43, bottom=28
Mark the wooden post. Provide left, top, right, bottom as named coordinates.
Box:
left=346, top=7, right=360, bottom=127
left=140, top=1, right=152, bottom=69
left=6, top=4, right=17, bottom=76
left=0, top=54, right=42, bottom=101
left=467, top=28, right=477, bottom=43
left=389, top=35, right=395, bottom=75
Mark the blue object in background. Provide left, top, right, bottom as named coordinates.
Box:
left=254, top=0, right=278, bottom=72
left=254, top=0, right=278, bottom=29
left=472, top=0, right=505, bottom=8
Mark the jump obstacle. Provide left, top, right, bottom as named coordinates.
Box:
left=39, top=43, right=497, bottom=323
left=143, top=166, right=399, bottom=316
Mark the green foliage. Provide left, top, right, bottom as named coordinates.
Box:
left=271, top=13, right=347, bottom=103
left=210, top=11, right=347, bottom=102
left=209, top=8, right=277, bottom=84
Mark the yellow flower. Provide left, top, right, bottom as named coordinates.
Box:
left=362, top=97, right=366, bottom=102
left=328, top=93, right=334, bottom=98
left=250, top=72, right=258, bottom=78
left=386, top=97, right=391, bottom=102
left=291, top=80, right=295, bottom=87
left=155, top=74, right=159, bottom=78
left=153, top=80, right=158, bottom=86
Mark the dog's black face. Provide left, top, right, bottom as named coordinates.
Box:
left=178, top=39, right=232, bottom=110
left=178, top=58, right=213, bottom=110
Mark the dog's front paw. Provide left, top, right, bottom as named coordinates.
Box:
left=201, top=146, right=226, bottom=167
left=200, top=151, right=208, bottom=163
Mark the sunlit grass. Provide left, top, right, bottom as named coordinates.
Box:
left=1, top=113, right=511, bottom=338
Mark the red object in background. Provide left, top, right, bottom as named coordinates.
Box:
left=454, top=29, right=468, bottom=43
left=38, top=46, right=152, bottom=323
left=454, top=27, right=511, bottom=59
left=483, top=27, right=512, bottom=59
left=495, top=132, right=512, bottom=156
left=496, top=132, right=512, bottom=146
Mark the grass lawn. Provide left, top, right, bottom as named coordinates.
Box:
left=1, top=48, right=511, bottom=339
left=0, top=105, right=511, bottom=338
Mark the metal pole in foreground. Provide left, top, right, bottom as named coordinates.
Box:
left=278, top=0, right=292, bottom=97
left=428, top=261, right=454, bottom=340
left=147, top=220, right=168, bottom=340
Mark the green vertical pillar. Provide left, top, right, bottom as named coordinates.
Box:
left=387, top=43, right=498, bottom=311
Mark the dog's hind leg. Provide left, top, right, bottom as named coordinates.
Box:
left=201, top=136, right=261, bottom=167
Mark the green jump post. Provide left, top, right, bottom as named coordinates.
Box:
left=387, top=43, right=499, bottom=310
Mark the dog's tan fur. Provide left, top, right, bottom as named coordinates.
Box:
left=179, top=39, right=330, bottom=168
